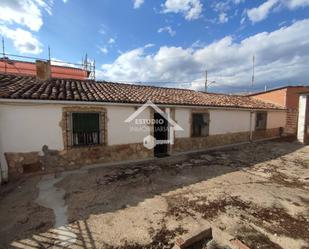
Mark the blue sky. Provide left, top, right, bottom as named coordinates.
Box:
left=0, top=0, right=309, bottom=93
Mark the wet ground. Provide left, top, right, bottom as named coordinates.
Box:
left=0, top=139, right=308, bottom=249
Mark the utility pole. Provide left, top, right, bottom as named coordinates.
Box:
left=1, top=37, right=4, bottom=56
left=251, top=55, right=255, bottom=89
left=2, top=37, right=7, bottom=73
left=205, top=70, right=208, bottom=92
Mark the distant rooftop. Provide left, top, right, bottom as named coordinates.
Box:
left=248, top=85, right=309, bottom=96
left=0, top=58, right=90, bottom=80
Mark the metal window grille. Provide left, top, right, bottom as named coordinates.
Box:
left=72, top=113, right=101, bottom=146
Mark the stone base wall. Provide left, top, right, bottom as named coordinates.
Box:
left=252, top=128, right=280, bottom=140
left=5, top=128, right=281, bottom=180
left=173, top=131, right=250, bottom=153
left=5, top=143, right=153, bottom=180
left=173, top=128, right=280, bottom=153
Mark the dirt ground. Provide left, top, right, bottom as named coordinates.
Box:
left=0, top=139, right=309, bottom=249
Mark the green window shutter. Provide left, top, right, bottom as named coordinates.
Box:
left=72, top=113, right=100, bottom=133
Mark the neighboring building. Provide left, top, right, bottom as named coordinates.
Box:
left=0, top=72, right=286, bottom=182
left=297, top=93, right=309, bottom=144
left=249, top=86, right=309, bottom=135
left=0, top=58, right=90, bottom=80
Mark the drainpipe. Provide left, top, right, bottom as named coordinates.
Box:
left=249, top=111, right=254, bottom=142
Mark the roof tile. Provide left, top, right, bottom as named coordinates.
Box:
left=0, top=73, right=283, bottom=110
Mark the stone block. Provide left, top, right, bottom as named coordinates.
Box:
left=230, top=239, right=251, bottom=249
left=173, top=225, right=212, bottom=249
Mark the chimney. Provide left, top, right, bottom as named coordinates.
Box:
left=36, top=60, right=51, bottom=80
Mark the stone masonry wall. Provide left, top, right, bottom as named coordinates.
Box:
left=173, top=128, right=280, bottom=153
left=5, top=143, right=152, bottom=180
left=5, top=128, right=281, bottom=180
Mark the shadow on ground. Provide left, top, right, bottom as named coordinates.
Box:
left=0, top=138, right=307, bottom=248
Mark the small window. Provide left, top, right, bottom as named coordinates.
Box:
left=192, top=113, right=210, bottom=137
left=255, top=112, right=267, bottom=130
left=72, top=113, right=101, bottom=146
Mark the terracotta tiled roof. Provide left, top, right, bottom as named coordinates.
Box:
left=0, top=73, right=284, bottom=110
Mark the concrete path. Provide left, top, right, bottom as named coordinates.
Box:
left=35, top=170, right=86, bottom=247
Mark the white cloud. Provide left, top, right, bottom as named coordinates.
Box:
left=108, top=38, right=115, bottom=44
left=247, top=0, right=278, bottom=23
left=219, top=13, right=229, bottom=23
left=158, top=26, right=176, bottom=36
left=162, top=0, right=203, bottom=20
left=99, top=46, right=108, bottom=54
left=234, top=0, right=245, bottom=3
left=98, top=19, right=309, bottom=90
left=144, top=43, right=155, bottom=48
left=0, top=0, right=54, bottom=55
left=0, top=26, right=42, bottom=54
left=51, top=58, right=76, bottom=67
left=133, top=0, right=144, bottom=9
left=247, top=0, right=309, bottom=23
left=0, top=0, right=53, bottom=31
left=284, top=0, right=309, bottom=9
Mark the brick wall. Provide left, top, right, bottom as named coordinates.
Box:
left=252, top=86, right=309, bottom=135
left=251, top=88, right=287, bottom=107
left=285, top=109, right=298, bottom=134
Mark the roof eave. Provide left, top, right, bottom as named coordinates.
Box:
left=0, top=98, right=286, bottom=111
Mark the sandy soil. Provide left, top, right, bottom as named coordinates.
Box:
left=0, top=139, right=308, bottom=249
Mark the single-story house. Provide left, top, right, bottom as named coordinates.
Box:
left=0, top=72, right=286, bottom=183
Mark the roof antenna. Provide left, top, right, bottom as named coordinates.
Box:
left=48, top=46, right=51, bottom=62
left=93, top=59, right=96, bottom=81
left=85, top=53, right=88, bottom=71
left=251, top=55, right=255, bottom=90
left=205, top=70, right=208, bottom=92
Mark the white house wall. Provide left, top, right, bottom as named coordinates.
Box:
left=175, top=108, right=191, bottom=138
left=0, top=104, right=287, bottom=153
left=0, top=104, right=64, bottom=153
left=267, top=111, right=287, bottom=129
left=209, top=110, right=253, bottom=135
left=107, top=106, right=150, bottom=145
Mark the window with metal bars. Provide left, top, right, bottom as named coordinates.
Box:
left=192, top=113, right=210, bottom=137
left=255, top=112, right=267, bottom=130
left=72, top=113, right=101, bottom=146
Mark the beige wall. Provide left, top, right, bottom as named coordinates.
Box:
left=0, top=104, right=287, bottom=152
left=107, top=106, right=150, bottom=145
left=267, top=111, right=287, bottom=129
left=174, top=108, right=286, bottom=137
left=0, top=104, right=64, bottom=181
left=0, top=104, right=64, bottom=153
left=175, top=108, right=191, bottom=138
left=209, top=110, right=254, bottom=135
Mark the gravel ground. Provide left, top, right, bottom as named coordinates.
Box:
left=0, top=139, right=308, bottom=249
